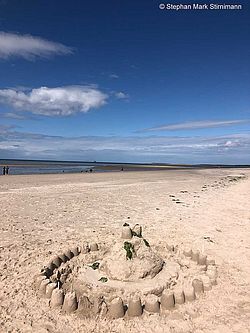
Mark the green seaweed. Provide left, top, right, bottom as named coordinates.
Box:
left=132, top=230, right=142, bottom=238
left=124, top=241, right=134, bottom=260
left=89, top=262, right=100, bottom=270
left=143, top=238, right=150, bottom=247
left=99, top=277, right=108, bottom=283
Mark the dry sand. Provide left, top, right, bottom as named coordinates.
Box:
left=0, top=169, right=249, bottom=333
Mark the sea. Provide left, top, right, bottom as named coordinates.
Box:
left=0, top=159, right=249, bottom=176
left=0, top=159, right=97, bottom=175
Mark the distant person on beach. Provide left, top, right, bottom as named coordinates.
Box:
left=2, top=166, right=6, bottom=175
left=6, top=166, right=9, bottom=175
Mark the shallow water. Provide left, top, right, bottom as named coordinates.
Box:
left=0, top=159, right=94, bottom=175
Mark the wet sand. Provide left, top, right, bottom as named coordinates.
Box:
left=0, top=169, right=250, bottom=333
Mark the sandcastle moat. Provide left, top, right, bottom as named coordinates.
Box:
left=34, top=224, right=218, bottom=319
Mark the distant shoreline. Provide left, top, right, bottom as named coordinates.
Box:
left=0, top=161, right=250, bottom=176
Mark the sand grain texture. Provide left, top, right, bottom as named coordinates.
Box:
left=0, top=169, right=249, bottom=333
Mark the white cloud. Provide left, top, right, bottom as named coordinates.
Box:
left=0, top=86, right=108, bottom=116
left=0, top=126, right=250, bottom=163
left=114, top=91, right=129, bottom=99
left=223, top=140, right=240, bottom=148
left=144, top=120, right=250, bottom=131
left=0, top=32, right=73, bottom=60
left=0, top=112, right=28, bottom=119
left=109, top=74, right=119, bottom=79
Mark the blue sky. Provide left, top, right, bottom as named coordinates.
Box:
left=0, top=0, right=249, bottom=163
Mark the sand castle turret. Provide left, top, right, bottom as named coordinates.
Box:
left=127, top=296, right=143, bottom=317
left=144, top=294, right=160, bottom=313
left=89, top=243, right=98, bottom=251
left=71, top=247, right=80, bottom=256
left=192, top=279, right=204, bottom=295
left=161, top=289, right=175, bottom=310
left=50, top=287, right=64, bottom=308
left=39, top=279, right=50, bottom=297
left=183, top=286, right=195, bottom=302
left=46, top=282, right=57, bottom=298
left=62, top=291, right=78, bottom=313
left=174, top=289, right=185, bottom=305
left=109, top=297, right=125, bottom=319
left=121, top=225, right=133, bottom=239
left=65, top=249, right=74, bottom=260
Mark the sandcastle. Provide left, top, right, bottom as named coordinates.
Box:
left=34, top=224, right=218, bottom=319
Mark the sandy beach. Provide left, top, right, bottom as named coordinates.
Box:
left=0, top=169, right=250, bottom=333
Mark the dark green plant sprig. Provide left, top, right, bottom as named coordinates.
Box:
left=89, top=262, right=100, bottom=270
left=132, top=230, right=142, bottom=238
left=124, top=241, right=134, bottom=260
left=143, top=238, right=150, bottom=247
left=99, top=277, right=108, bottom=283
